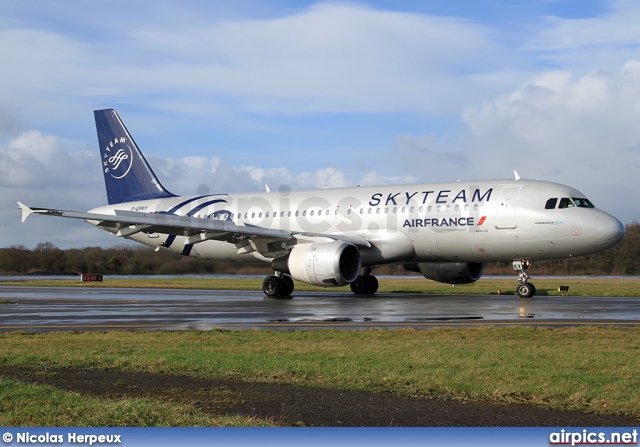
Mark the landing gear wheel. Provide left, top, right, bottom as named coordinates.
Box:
left=263, top=275, right=281, bottom=297
left=364, top=275, right=379, bottom=294
left=350, top=275, right=379, bottom=295
left=350, top=276, right=366, bottom=294
left=517, top=283, right=535, bottom=298
left=263, top=275, right=294, bottom=298
left=280, top=275, right=294, bottom=296
left=513, top=258, right=536, bottom=298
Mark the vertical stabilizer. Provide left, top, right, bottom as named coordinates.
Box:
left=94, top=109, right=175, bottom=204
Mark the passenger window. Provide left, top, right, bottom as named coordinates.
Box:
left=545, top=198, right=558, bottom=209
left=558, top=198, right=574, bottom=209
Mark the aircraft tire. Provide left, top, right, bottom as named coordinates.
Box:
left=280, top=275, right=294, bottom=296
left=363, top=275, right=379, bottom=294
left=350, top=276, right=366, bottom=294
left=516, top=283, right=535, bottom=298
left=263, top=276, right=282, bottom=297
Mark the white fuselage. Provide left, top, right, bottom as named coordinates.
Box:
left=88, top=179, right=624, bottom=267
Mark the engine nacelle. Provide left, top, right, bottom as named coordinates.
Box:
left=272, top=241, right=361, bottom=287
left=404, top=262, right=484, bottom=284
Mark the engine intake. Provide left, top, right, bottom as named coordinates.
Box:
left=272, top=241, right=361, bottom=287
left=404, top=262, right=484, bottom=284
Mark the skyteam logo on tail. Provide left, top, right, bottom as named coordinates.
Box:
left=103, top=136, right=133, bottom=179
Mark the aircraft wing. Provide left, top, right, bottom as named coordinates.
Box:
left=17, top=202, right=371, bottom=250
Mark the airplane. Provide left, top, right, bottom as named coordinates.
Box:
left=18, top=109, right=625, bottom=298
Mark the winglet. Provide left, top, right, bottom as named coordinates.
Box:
left=17, top=201, right=34, bottom=223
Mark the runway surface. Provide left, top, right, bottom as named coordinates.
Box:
left=1, top=286, right=639, bottom=331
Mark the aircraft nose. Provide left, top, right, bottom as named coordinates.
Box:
left=595, top=213, right=625, bottom=248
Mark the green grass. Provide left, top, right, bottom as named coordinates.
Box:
left=2, top=276, right=639, bottom=296
left=0, top=378, right=271, bottom=426
left=2, top=327, right=640, bottom=424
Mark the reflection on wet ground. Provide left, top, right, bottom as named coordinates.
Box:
left=1, top=286, right=639, bottom=331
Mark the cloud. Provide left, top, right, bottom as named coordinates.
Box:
left=393, top=134, right=471, bottom=181
left=0, top=130, right=99, bottom=189
left=461, top=60, right=640, bottom=222
left=526, top=0, right=640, bottom=68
left=0, top=2, right=514, bottom=119
left=0, top=103, right=22, bottom=139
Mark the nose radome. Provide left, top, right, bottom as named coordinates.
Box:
left=595, top=214, right=625, bottom=248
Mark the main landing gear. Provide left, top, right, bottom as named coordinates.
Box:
left=350, top=268, right=379, bottom=295
left=513, top=259, right=536, bottom=298
left=262, top=274, right=294, bottom=298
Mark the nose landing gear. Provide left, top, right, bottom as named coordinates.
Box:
left=514, top=259, right=536, bottom=298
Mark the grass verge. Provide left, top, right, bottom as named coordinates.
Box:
left=0, top=378, right=271, bottom=426
left=2, top=327, right=640, bottom=424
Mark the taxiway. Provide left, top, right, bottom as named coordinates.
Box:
left=1, top=286, right=639, bottom=331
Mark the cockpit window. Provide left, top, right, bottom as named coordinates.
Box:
left=545, top=198, right=558, bottom=209
left=573, top=198, right=595, bottom=208
left=558, top=197, right=574, bottom=209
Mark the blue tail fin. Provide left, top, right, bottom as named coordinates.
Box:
left=94, top=109, right=176, bottom=204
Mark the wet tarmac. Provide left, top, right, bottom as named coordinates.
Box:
left=1, top=286, right=639, bottom=331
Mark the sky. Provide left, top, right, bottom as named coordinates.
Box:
left=1, top=0, right=639, bottom=249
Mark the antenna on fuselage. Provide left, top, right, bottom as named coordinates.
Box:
left=514, top=170, right=521, bottom=181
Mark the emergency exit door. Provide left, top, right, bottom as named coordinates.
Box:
left=496, top=186, right=521, bottom=229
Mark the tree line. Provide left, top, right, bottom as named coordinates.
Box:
left=1, top=221, right=639, bottom=276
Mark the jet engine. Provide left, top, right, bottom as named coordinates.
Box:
left=272, top=241, right=361, bottom=287
left=403, top=262, right=484, bottom=284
